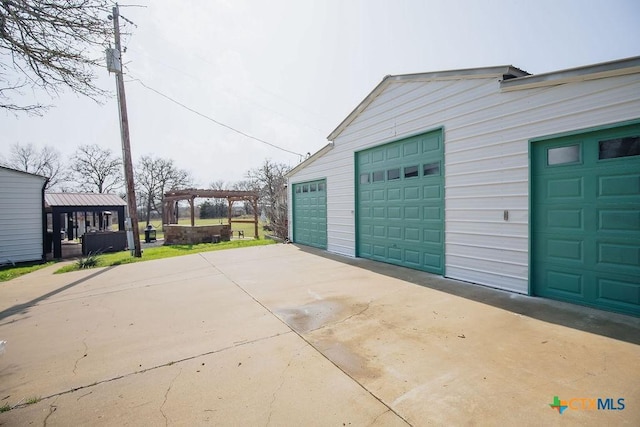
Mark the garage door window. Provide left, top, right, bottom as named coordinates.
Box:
left=548, top=144, right=580, bottom=165
left=423, top=162, right=440, bottom=176
left=404, top=165, right=419, bottom=178
left=598, top=136, right=640, bottom=160
left=318, top=182, right=325, bottom=191
left=373, top=171, right=385, bottom=182
left=360, top=173, right=370, bottom=184
left=387, top=168, right=400, bottom=180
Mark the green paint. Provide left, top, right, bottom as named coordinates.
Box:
left=355, top=129, right=444, bottom=274
left=531, top=122, right=640, bottom=316
left=292, top=179, right=327, bottom=249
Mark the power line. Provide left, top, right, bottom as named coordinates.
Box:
left=129, top=78, right=304, bottom=157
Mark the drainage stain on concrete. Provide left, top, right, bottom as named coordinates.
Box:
left=274, top=298, right=382, bottom=380
left=315, top=340, right=381, bottom=380
left=274, top=299, right=348, bottom=333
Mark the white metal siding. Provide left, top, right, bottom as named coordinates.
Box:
left=0, top=168, right=46, bottom=264
left=289, top=73, right=640, bottom=294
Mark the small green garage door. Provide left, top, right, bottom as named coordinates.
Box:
left=356, top=129, right=444, bottom=274
left=292, top=179, right=327, bottom=249
left=532, top=122, right=640, bottom=316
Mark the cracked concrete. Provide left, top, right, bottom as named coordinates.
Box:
left=160, top=369, right=181, bottom=426
left=0, top=244, right=638, bottom=425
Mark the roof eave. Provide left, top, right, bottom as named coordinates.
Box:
left=501, top=56, right=640, bottom=92
left=286, top=143, right=335, bottom=178
left=0, top=165, right=48, bottom=181
left=327, top=65, right=527, bottom=141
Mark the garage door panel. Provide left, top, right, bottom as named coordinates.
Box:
left=532, top=122, right=640, bottom=316
left=386, top=145, right=401, bottom=160
left=293, top=179, right=327, bottom=249
left=404, top=186, right=420, bottom=200
left=421, top=135, right=441, bottom=152
left=405, top=250, right=421, bottom=266
left=424, top=253, right=442, bottom=269
left=373, top=245, right=386, bottom=257
left=598, top=209, right=640, bottom=232
left=546, top=270, right=584, bottom=296
left=388, top=206, right=402, bottom=219
left=597, top=241, right=640, bottom=270
left=596, top=277, right=640, bottom=306
left=372, top=207, right=385, bottom=218
left=423, top=206, right=441, bottom=220
left=388, top=188, right=401, bottom=200
left=546, top=208, right=584, bottom=230
left=404, top=206, right=420, bottom=220
left=405, top=227, right=420, bottom=241
left=598, top=173, right=640, bottom=197
left=388, top=226, right=402, bottom=239
left=546, top=238, right=583, bottom=262
left=357, top=129, right=444, bottom=274
left=423, top=184, right=441, bottom=199
left=403, top=140, right=420, bottom=156
left=424, top=229, right=441, bottom=244
left=547, top=177, right=584, bottom=199
left=388, top=247, right=402, bottom=262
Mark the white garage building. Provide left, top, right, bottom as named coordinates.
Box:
left=287, top=57, right=640, bottom=317
left=0, top=166, right=48, bottom=265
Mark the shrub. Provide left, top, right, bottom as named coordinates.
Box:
left=75, top=252, right=100, bottom=269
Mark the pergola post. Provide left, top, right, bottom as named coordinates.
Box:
left=189, top=197, right=195, bottom=226
left=228, top=200, right=234, bottom=228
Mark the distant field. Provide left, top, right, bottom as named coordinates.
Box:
left=139, top=217, right=267, bottom=240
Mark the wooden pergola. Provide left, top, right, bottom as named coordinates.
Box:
left=163, top=189, right=260, bottom=238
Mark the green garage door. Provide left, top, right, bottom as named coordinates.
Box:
left=532, top=123, right=640, bottom=316
left=356, top=129, right=444, bottom=274
left=292, top=179, right=327, bottom=249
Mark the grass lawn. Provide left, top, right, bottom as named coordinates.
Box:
left=0, top=262, right=55, bottom=282
left=0, top=218, right=273, bottom=282
left=54, top=238, right=276, bottom=274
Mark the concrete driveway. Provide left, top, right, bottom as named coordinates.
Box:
left=0, top=244, right=638, bottom=426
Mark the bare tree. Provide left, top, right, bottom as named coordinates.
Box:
left=135, top=155, right=192, bottom=226
left=70, top=144, right=122, bottom=193
left=1, top=142, right=68, bottom=189
left=209, top=180, right=227, bottom=191
left=232, top=179, right=259, bottom=215
left=0, top=0, right=113, bottom=113
left=247, top=160, right=290, bottom=239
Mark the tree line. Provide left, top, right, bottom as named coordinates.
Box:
left=0, top=143, right=290, bottom=238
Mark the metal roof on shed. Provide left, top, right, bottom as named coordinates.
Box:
left=45, top=193, right=127, bottom=208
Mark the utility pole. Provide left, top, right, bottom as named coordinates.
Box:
left=111, top=4, right=141, bottom=257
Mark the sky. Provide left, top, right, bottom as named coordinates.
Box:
left=2, top=0, right=639, bottom=189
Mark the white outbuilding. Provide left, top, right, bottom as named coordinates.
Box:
left=0, top=166, right=48, bottom=265
left=287, top=57, right=640, bottom=317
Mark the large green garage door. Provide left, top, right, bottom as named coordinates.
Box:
left=292, top=179, right=327, bottom=249
left=356, top=129, right=444, bottom=274
left=532, top=122, right=640, bottom=316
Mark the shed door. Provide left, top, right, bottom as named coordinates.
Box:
left=356, top=130, right=444, bottom=274
left=532, top=123, right=640, bottom=316
left=292, top=179, right=327, bottom=249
